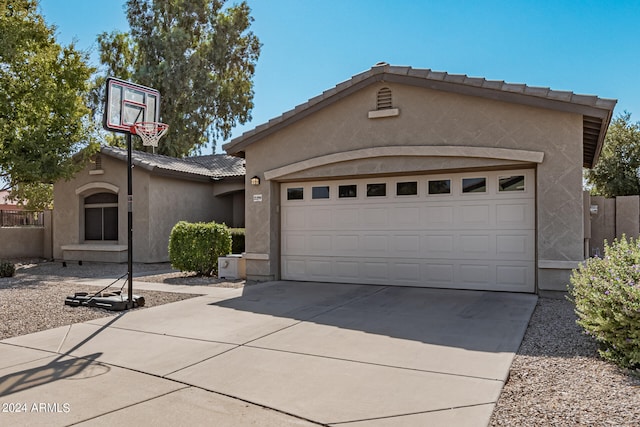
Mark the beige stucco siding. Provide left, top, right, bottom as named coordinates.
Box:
left=244, top=82, right=584, bottom=290
left=148, top=175, right=221, bottom=262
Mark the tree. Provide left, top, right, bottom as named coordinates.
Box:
left=97, top=0, right=261, bottom=157
left=0, top=0, right=97, bottom=207
left=586, top=112, right=640, bottom=198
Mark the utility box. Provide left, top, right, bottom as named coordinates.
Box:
left=218, top=255, right=246, bottom=279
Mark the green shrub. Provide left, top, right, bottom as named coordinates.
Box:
left=168, top=221, right=232, bottom=276
left=0, top=259, right=16, bottom=278
left=229, top=228, right=245, bottom=254
left=569, top=235, right=640, bottom=370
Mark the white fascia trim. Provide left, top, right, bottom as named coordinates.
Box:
left=264, top=146, right=545, bottom=181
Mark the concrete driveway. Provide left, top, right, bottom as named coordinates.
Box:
left=0, top=280, right=537, bottom=426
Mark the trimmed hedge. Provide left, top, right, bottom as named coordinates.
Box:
left=168, top=221, right=232, bottom=276
left=569, top=235, right=640, bottom=371
left=229, top=228, right=245, bottom=254
left=0, top=259, right=15, bottom=277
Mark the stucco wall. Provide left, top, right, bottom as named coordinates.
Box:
left=148, top=175, right=222, bottom=262
left=0, top=227, right=44, bottom=258
left=243, top=82, right=584, bottom=290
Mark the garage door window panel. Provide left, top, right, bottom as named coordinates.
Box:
left=339, top=185, right=357, bottom=198
left=396, top=181, right=418, bottom=196
left=367, top=183, right=386, bottom=197
left=312, top=186, right=330, bottom=199
left=462, top=177, right=487, bottom=194
left=428, top=179, right=451, bottom=195
left=287, top=187, right=304, bottom=200
left=499, top=175, right=525, bottom=192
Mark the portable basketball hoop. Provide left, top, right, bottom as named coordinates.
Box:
left=64, top=77, right=169, bottom=311
left=131, top=121, right=169, bottom=147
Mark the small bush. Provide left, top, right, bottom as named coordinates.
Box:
left=0, top=260, right=16, bottom=277
left=229, top=228, right=245, bottom=254
left=168, top=221, right=232, bottom=276
left=569, top=235, right=640, bottom=370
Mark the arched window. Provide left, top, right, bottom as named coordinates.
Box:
left=84, top=192, right=118, bottom=241
left=376, top=87, right=393, bottom=110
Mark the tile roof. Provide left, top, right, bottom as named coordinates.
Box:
left=101, top=146, right=245, bottom=180
left=222, top=63, right=617, bottom=168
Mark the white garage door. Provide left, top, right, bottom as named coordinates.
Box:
left=281, top=169, right=535, bottom=292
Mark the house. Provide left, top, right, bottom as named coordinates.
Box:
left=223, top=63, right=616, bottom=293
left=53, top=146, right=245, bottom=263
left=0, top=190, right=21, bottom=210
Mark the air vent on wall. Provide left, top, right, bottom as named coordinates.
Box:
left=368, top=87, right=400, bottom=119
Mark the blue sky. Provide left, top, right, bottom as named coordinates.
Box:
left=39, top=0, right=640, bottom=154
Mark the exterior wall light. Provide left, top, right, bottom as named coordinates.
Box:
left=251, top=176, right=260, bottom=186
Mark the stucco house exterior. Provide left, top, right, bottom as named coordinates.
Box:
left=223, top=63, right=616, bottom=293
left=53, top=146, right=245, bottom=263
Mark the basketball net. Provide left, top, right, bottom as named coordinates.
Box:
left=131, top=122, right=169, bottom=148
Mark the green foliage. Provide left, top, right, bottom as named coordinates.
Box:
left=0, top=0, right=98, bottom=196
left=0, top=260, right=16, bottom=278
left=569, top=236, right=640, bottom=370
left=229, top=228, right=245, bottom=254
left=168, top=221, right=232, bottom=276
left=96, top=0, right=261, bottom=156
left=586, top=112, right=640, bottom=197
left=8, top=182, right=53, bottom=210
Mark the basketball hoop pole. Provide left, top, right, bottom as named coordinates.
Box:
left=126, top=131, right=134, bottom=309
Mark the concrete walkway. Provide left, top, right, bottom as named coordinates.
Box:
left=0, top=280, right=537, bottom=426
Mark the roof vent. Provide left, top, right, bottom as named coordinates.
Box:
left=376, top=87, right=393, bottom=110
left=368, top=87, right=400, bottom=119
left=374, top=61, right=388, bottom=67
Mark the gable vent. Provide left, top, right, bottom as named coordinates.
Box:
left=94, top=154, right=102, bottom=170
left=376, top=87, right=393, bottom=110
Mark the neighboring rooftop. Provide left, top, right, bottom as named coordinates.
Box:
left=223, top=63, right=617, bottom=168
left=101, top=146, right=245, bottom=181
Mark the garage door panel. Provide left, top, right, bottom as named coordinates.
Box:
left=496, top=234, right=532, bottom=258
left=309, top=234, right=332, bottom=251
left=423, top=206, right=454, bottom=226
left=392, top=262, right=421, bottom=282
left=423, top=234, right=455, bottom=256
left=362, top=235, right=388, bottom=253
left=458, top=234, right=492, bottom=256
left=310, top=209, right=333, bottom=228
left=283, top=207, right=307, bottom=229
left=423, top=263, right=455, bottom=284
left=496, top=265, right=530, bottom=288
left=459, top=264, right=491, bottom=286
left=363, top=262, right=389, bottom=280
left=334, top=208, right=359, bottom=227
left=362, top=208, right=389, bottom=226
left=393, top=206, right=421, bottom=226
left=458, top=204, right=491, bottom=227
left=281, top=170, right=535, bottom=292
left=392, top=235, right=420, bottom=252
left=335, top=235, right=359, bottom=252
left=496, top=202, right=533, bottom=227
left=283, top=234, right=306, bottom=252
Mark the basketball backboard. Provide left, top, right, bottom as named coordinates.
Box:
left=103, top=77, right=161, bottom=134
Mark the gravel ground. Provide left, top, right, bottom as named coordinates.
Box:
left=2, top=260, right=639, bottom=425
left=490, top=297, right=640, bottom=426
left=0, top=260, right=214, bottom=340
